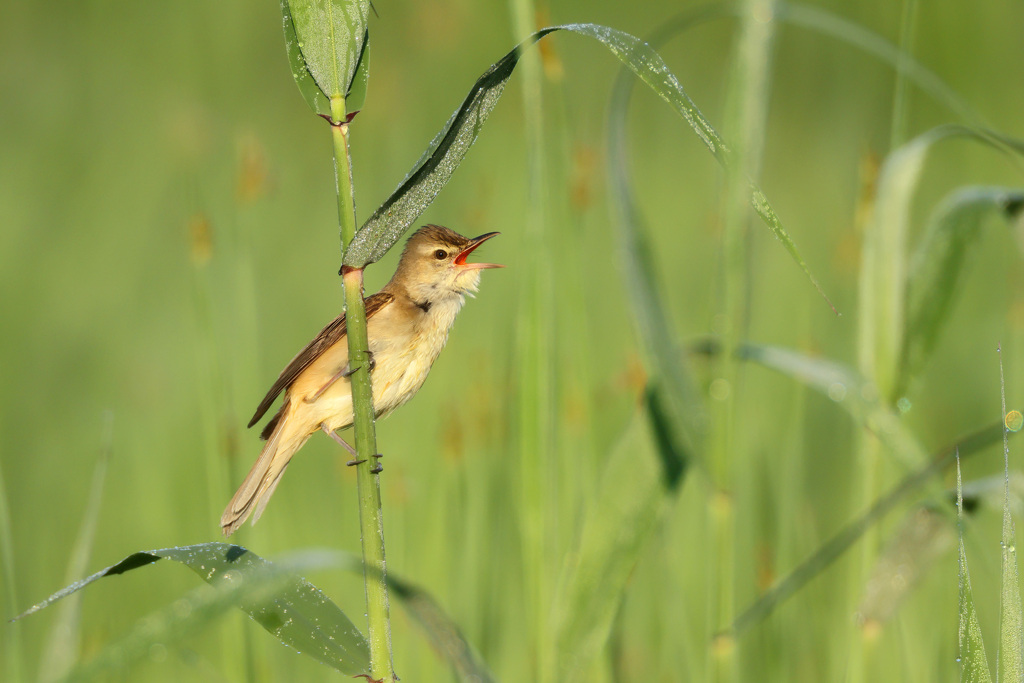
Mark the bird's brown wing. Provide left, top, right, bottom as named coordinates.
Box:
left=247, top=292, right=395, bottom=428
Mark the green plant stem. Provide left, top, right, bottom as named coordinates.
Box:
left=711, top=1, right=775, bottom=680
left=331, top=95, right=395, bottom=682
left=508, top=1, right=557, bottom=681
left=889, top=0, right=918, bottom=151
left=332, top=99, right=358, bottom=249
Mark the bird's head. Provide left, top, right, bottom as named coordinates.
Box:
left=392, top=225, right=502, bottom=301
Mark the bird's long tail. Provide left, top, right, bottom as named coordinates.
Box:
left=220, top=406, right=312, bottom=536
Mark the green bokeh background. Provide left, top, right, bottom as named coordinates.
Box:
left=3, top=0, right=1024, bottom=681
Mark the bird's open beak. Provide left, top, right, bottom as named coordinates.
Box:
left=454, top=232, right=503, bottom=270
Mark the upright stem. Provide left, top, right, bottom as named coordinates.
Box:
left=508, top=1, right=556, bottom=681
left=330, top=95, right=395, bottom=682
left=711, top=1, right=775, bottom=680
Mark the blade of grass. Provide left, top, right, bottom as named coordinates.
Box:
left=958, top=454, right=994, bottom=683
left=39, top=415, right=113, bottom=683
left=553, top=387, right=686, bottom=681
left=725, top=421, right=1004, bottom=636
left=714, top=2, right=777, bottom=675
left=779, top=2, right=979, bottom=125
left=997, top=347, right=1023, bottom=682
left=898, top=187, right=1024, bottom=395
left=387, top=573, right=497, bottom=683
left=345, top=23, right=831, bottom=315
left=861, top=126, right=1024, bottom=405
left=276, top=548, right=498, bottom=683
left=15, top=543, right=371, bottom=677
left=701, top=342, right=929, bottom=469
left=888, top=0, right=918, bottom=150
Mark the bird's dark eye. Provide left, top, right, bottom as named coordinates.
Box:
left=434, top=249, right=448, bottom=260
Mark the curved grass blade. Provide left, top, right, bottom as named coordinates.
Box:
left=724, top=422, right=1004, bottom=637
left=282, top=0, right=370, bottom=117
left=345, top=20, right=830, bottom=309
left=607, top=64, right=706, bottom=460
left=710, top=342, right=929, bottom=468
left=779, top=3, right=980, bottom=125
left=860, top=126, right=1024, bottom=404
left=344, top=28, right=553, bottom=267
left=15, top=543, right=370, bottom=677
left=898, top=187, right=1024, bottom=395
left=277, top=548, right=498, bottom=682
left=958, top=455, right=994, bottom=683
left=387, top=573, right=496, bottom=683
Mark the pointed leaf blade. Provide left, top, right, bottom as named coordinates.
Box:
left=345, top=20, right=831, bottom=312
left=15, top=543, right=370, bottom=676
left=958, top=457, right=994, bottom=683
left=900, top=187, right=1024, bottom=392
left=283, top=0, right=370, bottom=114
left=282, top=0, right=331, bottom=117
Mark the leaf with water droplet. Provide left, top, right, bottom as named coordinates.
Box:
left=345, top=19, right=829, bottom=311
left=282, top=0, right=371, bottom=118
left=13, top=543, right=370, bottom=677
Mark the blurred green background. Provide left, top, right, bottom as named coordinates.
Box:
left=3, top=0, right=1024, bottom=681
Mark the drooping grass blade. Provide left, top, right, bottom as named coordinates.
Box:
left=15, top=543, right=371, bottom=677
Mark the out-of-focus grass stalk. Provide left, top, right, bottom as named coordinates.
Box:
left=331, top=94, right=395, bottom=682
left=712, top=1, right=775, bottom=680
left=187, top=212, right=258, bottom=680
left=0, top=459, right=23, bottom=683
left=508, top=2, right=557, bottom=682
left=889, top=0, right=918, bottom=151
left=852, top=4, right=919, bottom=678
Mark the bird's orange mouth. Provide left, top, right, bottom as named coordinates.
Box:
left=455, top=232, right=503, bottom=269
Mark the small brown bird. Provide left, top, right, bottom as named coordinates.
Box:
left=221, top=225, right=501, bottom=535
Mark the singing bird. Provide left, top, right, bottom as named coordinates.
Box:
left=221, top=225, right=502, bottom=535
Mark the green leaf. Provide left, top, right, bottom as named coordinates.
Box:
left=387, top=573, right=497, bottom=683
left=345, top=32, right=370, bottom=114
left=858, top=126, right=1024, bottom=404
left=345, top=21, right=828, bottom=301
left=15, top=543, right=370, bottom=677
left=858, top=128, right=942, bottom=405
left=899, top=187, right=1024, bottom=395
left=778, top=3, right=981, bottom=125
left=282, top=0, right=370, bottom=117
left=281, top=0, right=330, bottom=117
left=553, top=396, right=685, bottom=680
left=724, top=342, right=929, bottom=469
left=957, top=457, right=994, bottom=683
left=344, top=28, right=553, bottom=267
